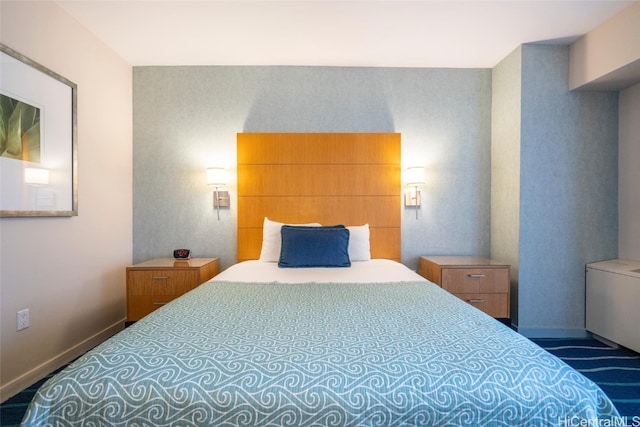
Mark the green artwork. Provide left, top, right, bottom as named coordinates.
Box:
left=0, top=93, right=41, bottom=162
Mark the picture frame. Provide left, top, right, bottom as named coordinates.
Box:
left=1, top=43, right=78, bottom=217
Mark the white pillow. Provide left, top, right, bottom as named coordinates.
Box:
left=347, top=224, right=371, bottom=261
left=259, top=217, right=321, bottom=262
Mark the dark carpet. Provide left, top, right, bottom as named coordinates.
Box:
left=532, top=338, right=640, bottom=420
left=0, top=364, right=67, bottom=427
left=2, top=339, right=639, bottom=426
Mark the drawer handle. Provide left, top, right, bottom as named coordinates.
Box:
left=152, top=276, right=170, bottom=280
left=466, top=299, right=484, bottom=304
left=153, top=302, right=167, bottom=306
left=467, top=274, right=486, bottom=279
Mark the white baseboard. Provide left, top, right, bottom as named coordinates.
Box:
left=0, top=319, right=125, bottom=403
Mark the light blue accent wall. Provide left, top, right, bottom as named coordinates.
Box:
left=133, top=55, right=617, bottom=338
left=518, top=45, right=618, bottom=336
left=133, top=66, right=492, bottom=270
left=491, top=46, right=522, bottom=326
left=490, top=45, right=618, bottom=337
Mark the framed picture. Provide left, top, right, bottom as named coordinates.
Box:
left=1, top=43, right=77, bottom=217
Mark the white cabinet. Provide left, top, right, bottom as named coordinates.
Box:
left=586, top=259, right=640, bottom=353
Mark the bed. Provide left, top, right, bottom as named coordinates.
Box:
left=21, top=133, right=620, bottom=425
left=21, top=258, right=619, bottom=426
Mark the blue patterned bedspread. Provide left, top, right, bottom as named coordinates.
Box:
left=22, top=281, right=619, bottom=426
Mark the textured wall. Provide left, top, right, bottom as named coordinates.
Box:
left=133, top=56, right=618, bottom=337
left=133, top=66, right=492, bottom=270
left=518, top=45, right=618, bottom=336
left=490, top=45, right=618, bottom=336
left=491, top=47, right=523, bottom=326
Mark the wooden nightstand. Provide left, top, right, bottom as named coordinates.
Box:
left=126, top=258, right=219, bottom=321
left=418, top=256, right=510, bottom=318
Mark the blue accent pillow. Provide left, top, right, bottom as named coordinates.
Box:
left=278, top=225, right=351, bottom=268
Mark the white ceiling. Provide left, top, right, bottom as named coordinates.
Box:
left=56, top=0, right=636, bottom=68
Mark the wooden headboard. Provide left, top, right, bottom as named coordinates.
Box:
left=237, top=133, right=401, bottom=262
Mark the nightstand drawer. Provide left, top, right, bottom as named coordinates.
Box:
left=454, top=293, right=509, bottom=318
left=126, top=258, right=219, bottom=321
left=418, top=256, right=510, bottom=319
left=127, top=270, right=199, bottom=296
left=441, top=268, right=509, bottom=294
left=126, top=295, right=182, bottom=320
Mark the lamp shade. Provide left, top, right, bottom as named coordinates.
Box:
left=405, top=166, right=425, bottom=186
left=206, top=167, right=226, bottom=186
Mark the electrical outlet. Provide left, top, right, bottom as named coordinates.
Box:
left=17, top=309, right=29, bottom=331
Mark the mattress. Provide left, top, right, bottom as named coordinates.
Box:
left=21, top=260, right=619, bottom=426
left=212, top=259, right=426, bottom=283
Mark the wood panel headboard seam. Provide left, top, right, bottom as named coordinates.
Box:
left=237, top=133, right=401, bottom=262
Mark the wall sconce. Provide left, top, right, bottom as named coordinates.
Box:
left=404, top=166, right=425, bottom=220
left=206, top=167, right=229, bottom=220
left=24, top=167, right=50, bottom=185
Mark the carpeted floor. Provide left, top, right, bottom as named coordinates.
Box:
left=532, top=338, right=640, bottom=420
left=0, top=364, right=67, bottom=427
left=2, top=338, right=639, bottom=426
